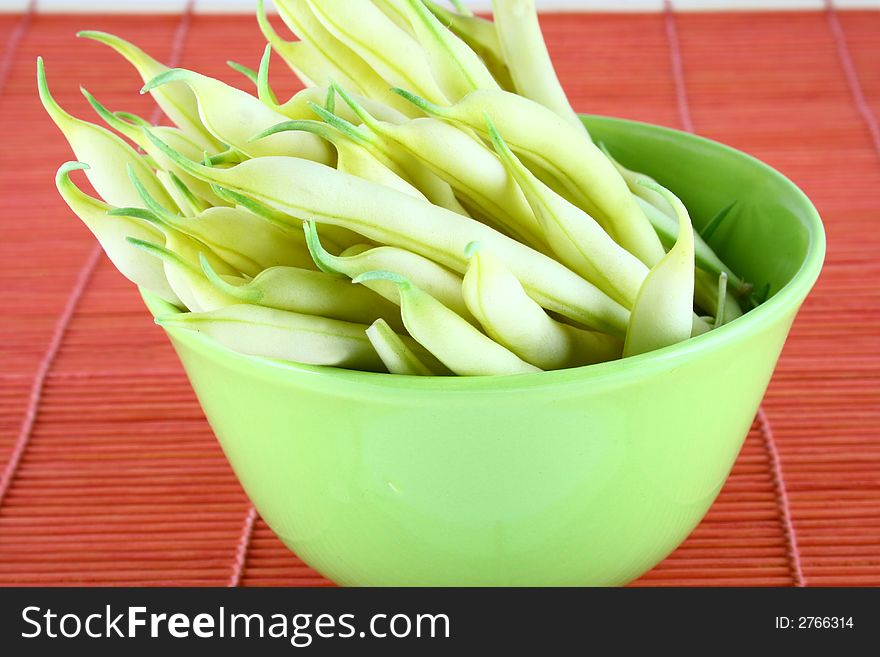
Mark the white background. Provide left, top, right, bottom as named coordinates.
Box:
left=0, top=0, right=878, bottom=13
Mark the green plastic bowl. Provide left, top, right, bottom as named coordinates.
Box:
left=143, top=116, right=824, bottom=586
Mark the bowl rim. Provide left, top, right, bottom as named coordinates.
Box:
left=145, top=115, right=827, bottom=393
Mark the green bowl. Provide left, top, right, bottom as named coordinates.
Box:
left=143, top=116, right=825, bottom=586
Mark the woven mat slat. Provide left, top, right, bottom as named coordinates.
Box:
left=0, top=9, right=877, bottom=587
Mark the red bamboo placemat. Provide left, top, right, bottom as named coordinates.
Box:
left=0, top=4, right=877, bottom=587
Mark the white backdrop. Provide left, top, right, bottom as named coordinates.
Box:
left=0, top=0, right=878, bottom=13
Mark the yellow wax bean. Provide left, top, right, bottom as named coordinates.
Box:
left=118, top=166, right=316, bottom=276
left=81, top=89, right=226, bottom=208
left=56, top=162, right=180, bottom=306
left=77, top=31, right=220, bottom=151
left=254, top=15, right=414, bottom=121
left=127, top=238, right=238, bottom=313
left=170, top=171, right=212, bottom=213
left=272, top=0, right=419, bottom=117
left=254, top=118, right=427, bottom=201
left=366, top=319, right=437, bottom=376
left=258, top=78, right=408, bottom=126
left=204, top=147, right=245, bottom=168
left=146, top=131, right=629, bottom=335
left=304, top=0, right=449, bottom=105
left=624, top=183, right=696, bottom=357
left=340, top=244, right=374, bottom=257
left=650, top=200, right=750, bottom=304
left=329, top=89, right=546, bottom=249
left=354, top=272, right=541, bottom=376
left=487, top=116, right=648, bottom=308
left=638, top=197, right=750, bottom=301
left=393, top=87, right=667, bottom=267
left=256, top=0, right=340, bottom=89
left=311, top=96, right=470, bottom=216
left=491, top=0, right=586, bottom=134
left=270, top=0, right=366, bottom=93
left=200, top=255, right=405, bottom=332
left=210, top=184, right=365, bottom=254
left=114, top=204, right=237, bottom=277
left=157, top=304, right=386, bottom=372
left=108, top=172, right=238, bottom=281
left=156, top=170, right=201, bottom=218
left=141, top=69, right=334, bottom=165
left=463, top=244, right=622, bottom=370
left=603, top=142, right=748, bottom=294
left=399, top=0, right=500, bottom=101
left=423, top=0, right=514, bottom=91
left=38, top=58, right=176, bottom=210
left=599, top=142, right=672, bottom=217
left=373, top=0, right=415, bottom=33
left=304, top=222, right=475, bottom=324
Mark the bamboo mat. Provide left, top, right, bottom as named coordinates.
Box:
left=0, top=4, right=878, bottom=587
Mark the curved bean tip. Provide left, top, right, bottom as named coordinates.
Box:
left=308, top=102, right=368, bottom=144
left=257, top=43, right=273, bottom=94
left=308, top=101, right=337, bottom=124
left=328, top=78, right=343, bottom=95
left=127, top=164, right=176, bottom=221
left=106, top=207, right=159, bottom=223
left=36, top=57, right=54, bottom=103
left=303, top=221, right=343, bottom=275
left=352, top=270, right=413, bottom=290
left=155, top=313, right=187, bottom=329
left=196, top=252, right=250, bottom=301
left=57, top=161, right=91, bottom=181
left=127, top=237, right=188, bottom=272
left=329, top=82, right=376, bottom=127
left=250, top=121, right=295, bottom=143
left=389, top=87, right=443, bottom=116
left=142, top=128, right=201, bottom=177
left=76, top=30, right=106, bottom=41
left=80, top=87, right=115, bottom=124
left=114, top=110, right=148, bottom=128
left=141, top=68, right=188, bottom=95
left=209, top=183, right=237, bottom=205
left=125, top=235, right=158, bottom=252
left=464, top=241, right=483, bottom=259
left=227, top=60, right=259, bottom=85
